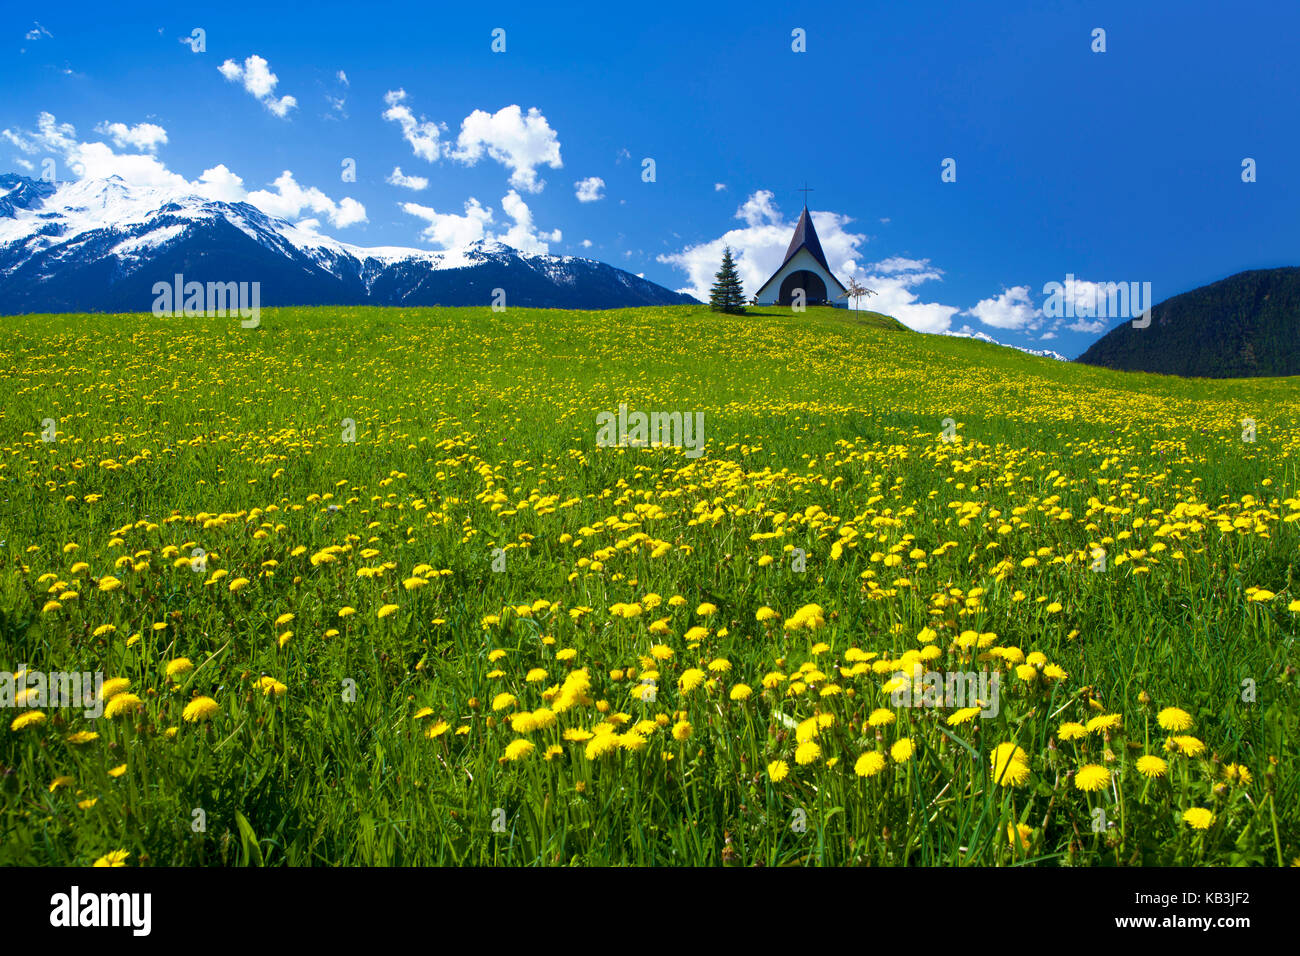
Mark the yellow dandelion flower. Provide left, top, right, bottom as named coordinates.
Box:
left=1182, top=807, right=1214, bottom=829
left=1136, top=755, right=1167, bottom=778
left=253, top=676, right=287, bottom=696
left=678, top=668, right=706, bottom=693
left=100, top=677, right=130, bottom=699
left=1058, top=721, right=1087, bottom=741
left=503, top=739, right=534, bottom=761
left=1008, top=822, right=1033, bottom=851
left=166, top=657, right=193, bottom=679
left=1165, top=735, right=1205, bottom=757
left=1075, top=764, right=1111, bottom=792
left=854, top=751, right=886, bottom=778
left=1085, top=713, right=1123, bottom=733
left=104, top=694, right=143, bottom=719
left=947, top=707, right=981, bottom=727
left=795, top=740, right=822, bottom=765
left=182, top=696, right=219, bottom=723
left=990, top=743, right=1030, bottom=786
left=585, top=733, right=620, bottom=759
left=1222, top=763, right=1252, bottom=785
left=868, top=708, right=896, bottom=727
left=10, top=710, right=46, bottom=731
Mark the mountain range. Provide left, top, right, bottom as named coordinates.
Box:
left=0, top=173, right=698, bottom=315
left=941, top=327, right=1066, bottom=361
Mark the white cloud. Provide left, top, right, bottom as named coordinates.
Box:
left=324, top=70, right=349, bottom=116
left=498, top=189, right=560, bottom=253
left=1, top=128, right=36, bottom=154
left=714, top=183, right=727, bottom=191
left=25, top=22, right=52, bottom=41
left=2, top=112, right=365, bottom=229
left=873, top=256, right=929, bottom=274
left=580, top=239, right=592, bottom=248
left=1051, top=278, right=1130, bottom=334
left=402, top=198, right=493, bottom=249
left=219, top=55, right=297, bottom=118
left=1067, top=317, right=1110, bottom=334
left=94, top=121, right=168, bottom=152
left=2, top=111, right=76, bottom=154
left=382, top=89, right=444, bottom=162
left=450, top=105, right=562, bottom=193
left=574, top=176, right=605, bottom=202
left=658, top=189, right=960, bottom=331
left=194, top=164, right=246, bottom=201
left=380, top=98, right=564, bottom=193
left=387, top=166, right=429, bottom=191
left=66, top=141, right=191, bottom=187
left=400, top=190, right=560, bottom=253
left=1040, top=278, right=1124, bottom=334
left=247, top=170, right=366, bottom=228
left=737, top=189, right=782, bottom=227
left=967, top=285, right=1043, bottom=331
left=856, top=259, right=960, bottom=334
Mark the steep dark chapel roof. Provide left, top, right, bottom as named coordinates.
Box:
left=780, top=205, right=831, bottom=273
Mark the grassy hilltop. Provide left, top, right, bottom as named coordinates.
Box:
left=1, top=304, right=1297, bottom=866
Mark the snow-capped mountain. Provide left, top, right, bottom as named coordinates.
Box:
left=941, top=327, right=1066, bottom=361
left=0, top=174, right=698, bottom=314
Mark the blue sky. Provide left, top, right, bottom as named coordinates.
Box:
left=3, top=0, right=1296, bottom=357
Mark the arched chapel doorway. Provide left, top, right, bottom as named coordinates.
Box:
left=778, top=270, right=828, bottom=305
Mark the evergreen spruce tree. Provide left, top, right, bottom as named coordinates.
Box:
left=709, top=246, right=746, bottom=314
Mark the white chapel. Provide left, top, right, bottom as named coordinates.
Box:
left=754, top=205, right=848, bottom=308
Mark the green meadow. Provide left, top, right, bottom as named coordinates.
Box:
left=0, top=304, right=1296, bottom=866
